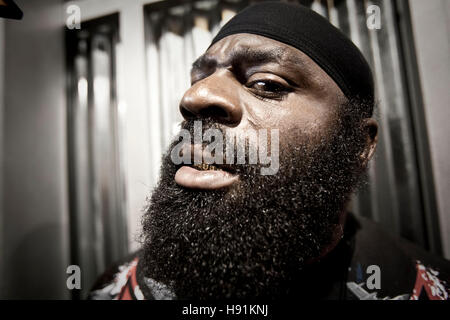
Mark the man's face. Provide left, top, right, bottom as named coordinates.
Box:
left=142, top=34, right=376, bottom=299
left=175, top=34, right=348, bottom=190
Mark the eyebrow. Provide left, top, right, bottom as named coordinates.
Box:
left=191, top=47, right=298, bottom=74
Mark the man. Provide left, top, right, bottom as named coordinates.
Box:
left=89, top=2, right=449, bottom=300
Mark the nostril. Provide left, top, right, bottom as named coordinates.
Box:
left=180, top=106, right=197, bottom=120
left=200, top=105, right=230, bottom=122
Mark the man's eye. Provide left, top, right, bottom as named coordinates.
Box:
left=246, top=80, right=291, bottom=99
left=252, top=80, right=282, bottom=91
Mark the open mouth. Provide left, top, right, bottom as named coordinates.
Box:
left=190, top=162, right=238, bottom=175
left=192, top=163, right=220, bottom=171
left=173, top=144, right=239, bottom=190
left=175, top=162, right=239, bottom=190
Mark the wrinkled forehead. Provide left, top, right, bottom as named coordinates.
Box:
left=200, top=33, right=345, bottom=100
left=207, top=33, right=307, bottom=65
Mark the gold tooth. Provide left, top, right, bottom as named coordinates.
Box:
left=193, top=163, right=220, bottom=171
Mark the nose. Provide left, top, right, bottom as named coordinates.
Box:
left=179, top=71, right=243, bottom=126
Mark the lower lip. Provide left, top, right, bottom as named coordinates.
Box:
left=174, top=166, right=239, bottom=190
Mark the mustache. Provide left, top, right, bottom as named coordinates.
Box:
left=172, top=142, right=241, bottom=174
left=180, top=117, right=223, bottom=132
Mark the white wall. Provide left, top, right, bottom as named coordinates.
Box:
left=409, top=0, right=450, bottom=259
left=1, top=0, right=70, bottom=298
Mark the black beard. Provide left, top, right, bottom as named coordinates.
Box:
left=141, top=101, right=369, bottom=299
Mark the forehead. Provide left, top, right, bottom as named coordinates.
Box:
left=207, top=33, right=307, bottom=65
left=201, top=33, right=344, bottom=98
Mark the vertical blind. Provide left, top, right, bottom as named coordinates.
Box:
left=143, top=0, right=441, bottom=253
left=66, top=13, right=128, bottom=299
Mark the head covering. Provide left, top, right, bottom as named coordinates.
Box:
left=210, top=1, right=374, bottom=108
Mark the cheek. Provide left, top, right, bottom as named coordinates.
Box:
left=240, top=95, right=339, bottom=146
left=278, top=98, right=338, bottom=143
left=240, top=96, right=289, bottom=129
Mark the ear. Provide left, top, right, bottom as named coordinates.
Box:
left=360, top=118, right=378, bottom=167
